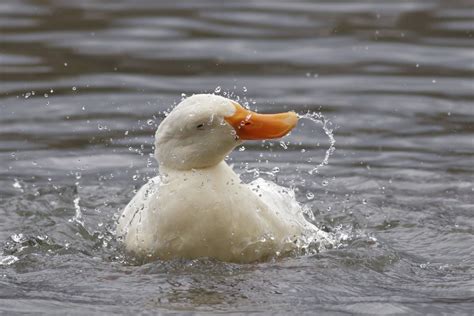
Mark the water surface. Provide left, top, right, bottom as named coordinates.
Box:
left=1, top=0, right=473, bottom=314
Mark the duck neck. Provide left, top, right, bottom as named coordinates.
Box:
left=158, top=161, right=239, bottom=182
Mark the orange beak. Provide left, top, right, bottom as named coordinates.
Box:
left=224, top=102, right=298, bottom=140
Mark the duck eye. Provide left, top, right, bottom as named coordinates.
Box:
left=196, top=123, right=205, bottom=130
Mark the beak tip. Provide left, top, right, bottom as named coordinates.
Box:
left=287, top=112, right=299, bottom=128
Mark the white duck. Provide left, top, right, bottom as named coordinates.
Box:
left=117, top=94, right=333, bottom=263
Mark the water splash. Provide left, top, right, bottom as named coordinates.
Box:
left=69, top=196, right=84, bottom=226
left=0, top=254, right=19, bottom=266
left=297, top=111, right=336, bottom=175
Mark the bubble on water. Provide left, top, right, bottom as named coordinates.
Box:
left=75, top=172, right=82, bottom=180
left=147, top=119, right=154, bottom=125
left=279, top=141, right=288, bottom=149
left=72, top=86, right=77, bottom=91
left=82, top=106, right=86, bottom=111
left=243, top=86, right=247, bottom=92
left=64, top=62, right=68, bottom=67
left=238, top=146, right=246, bottom=152
left=132, top=174, right=139, bottom=181
left=322, top=180, right=329, bottom=186
left=432, top=79, right=436, bottom=84
left=44, top=93, right=48, bottom=98
left=362, top=199, right=368, bottom=205
left=98, top=124, right=104, bottom=130
left=124, top=130, right=129, bottom=135
left=416, top=63, right=420, bottom=68
left=272, top=166, right=280, bottom=173
left=214, top=86, right=221, bottom=93
left=306, top=192, right=315, bottom=200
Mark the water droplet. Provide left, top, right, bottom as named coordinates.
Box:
left=132, top=174, right=139, bottom=181
left=64, top=62, right=68, bottom=67
left=124, top=130, right=129, bottom=135
left=306, top=192, right=314, bottom=200
left=279, top=141, right=288, bottom=149
left=81, top=106, right=85, bottom=111
left=71, top=196, right=83, bottom=225
left=11, top=233, right=24, bottom=243
left=272, top=166, right=280, bottom=173
left=432, top=79, right=436, bottom=84
left=0, top=255, right=19, bottom=266
left=214, top=86, right=221, bottom=93
left=72, top=86, right=77, bottom=91
left=75, top=172, right=82, bottom=180
left=147, top=119, right=154, bottom=125
left=419, top=263, right=429, bottom=269
left=415, top=63, right=420, bottom=68
left=298, top=111, right=336, bottom=176
left=243, top=86, right=247, bottom=92
left=12, top=179, right=22, bottom=189
left=238, top=146, right=246, bottom=151
left=322, top=180, right=329, bottom=186
left=44, top=93, right=48, bottom=98
left=362, top=199, right=368, bottom=205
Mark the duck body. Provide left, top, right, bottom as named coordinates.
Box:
left=117, top=94, right=332, bottom=263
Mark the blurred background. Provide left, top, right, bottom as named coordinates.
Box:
left=1, top=0, right=473, bottom=314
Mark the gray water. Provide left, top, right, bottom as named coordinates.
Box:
left=1, top=0, right=473, bottom=314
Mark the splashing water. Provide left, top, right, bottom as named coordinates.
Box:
left=70, top=196, right=84, bottom=226
left=297, top=111, right=336, bottom=175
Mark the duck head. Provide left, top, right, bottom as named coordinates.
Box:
left=155, top=94, right=298, bottom=170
